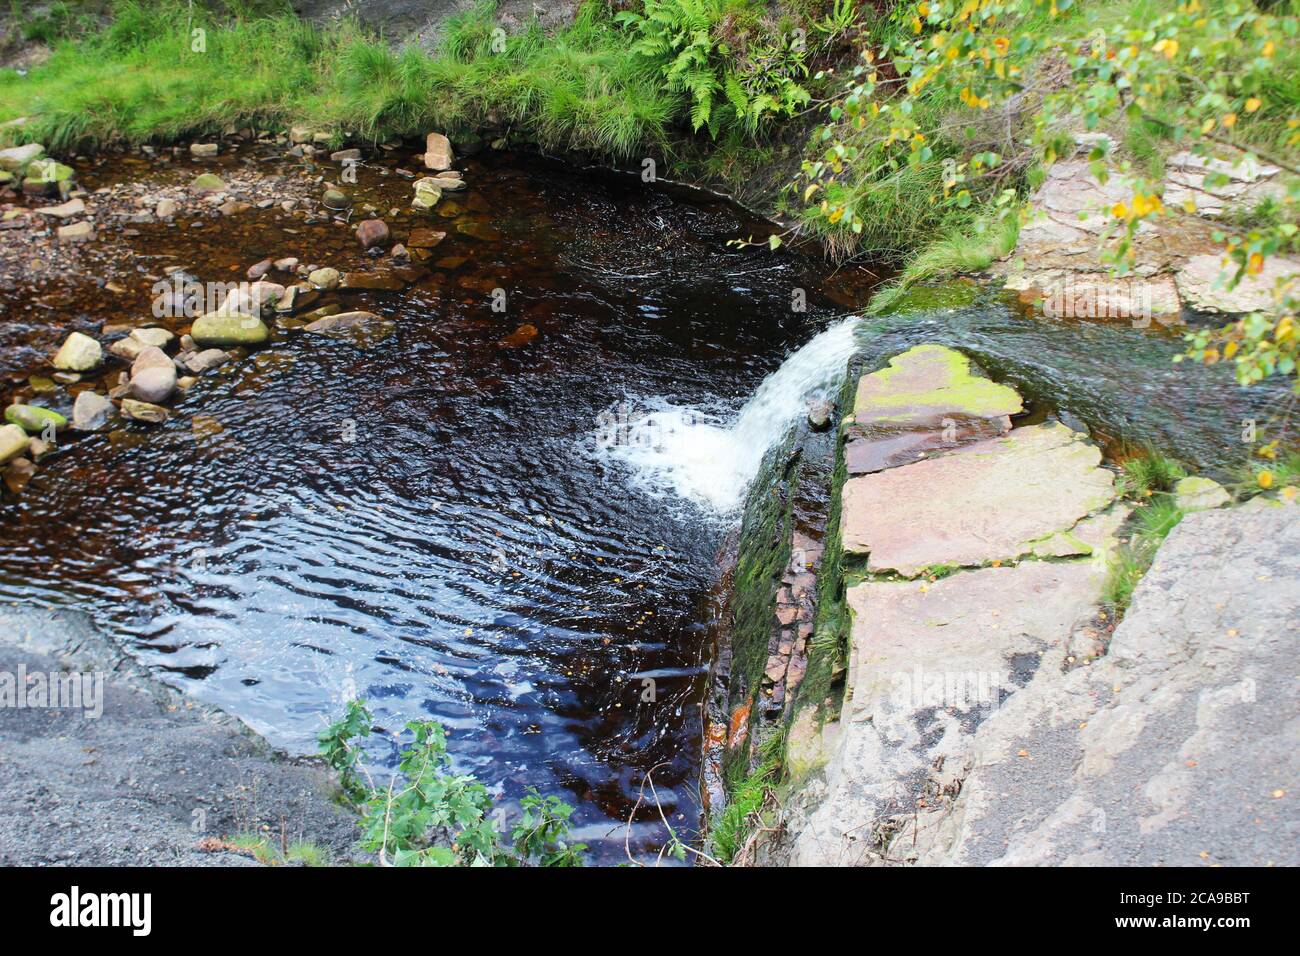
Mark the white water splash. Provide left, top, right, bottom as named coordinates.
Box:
left=600, top=318, right=860, bottom=511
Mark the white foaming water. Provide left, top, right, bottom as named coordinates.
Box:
left=600, top=318, right=861, bottom=511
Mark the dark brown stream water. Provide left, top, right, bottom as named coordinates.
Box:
left=0, top=143, right=876, bottom=860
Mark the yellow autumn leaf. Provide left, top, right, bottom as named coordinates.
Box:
left=1201, top=117, right=1216, bottom=134
left=1153, top=38, right=1179, bottom=59
left=1258, top=470, right=1274, bottom=489
left=1111, top=202, right=1128, bottom=219
left=1263, top=40, right=1275, bottom=57
left=1222, top=112, right=1238, bottom=129
left=1245, top=97, right=1262, bottom=113
left=1248, top=251, right=1264, bottom=274
left=1223, top=340, right=1238, bottom=358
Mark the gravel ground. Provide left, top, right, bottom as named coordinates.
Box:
left=0, top=606, right=362, bottom=866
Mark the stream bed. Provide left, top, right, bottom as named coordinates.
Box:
left=0, top=145, right=874, bottom=860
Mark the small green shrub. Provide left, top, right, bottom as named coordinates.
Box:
left=616, top=0, right=809, bottom=136
left=1117, top=450, right=1187, bottom=497
left=319, top=700, right=586, bottom=867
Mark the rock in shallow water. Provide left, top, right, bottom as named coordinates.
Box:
left=190, top=313, right=270, bottom=347
left=120, top=399, right=169, bottom=423
left=356, top=219, right=390, bottom=250
left=424, top=132, right=454, bottom=171
left=52, top=331, right=101, bottom=371
left=72, top=391, right=113, bottom=431
left=0, top=423, right=29, bottom=464
left=129, top=348, right=177, bottom=403
left=5, top=404, right=66, bottom=434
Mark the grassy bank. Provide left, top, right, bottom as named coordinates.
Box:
left=0, top=1, right=680, bottom=155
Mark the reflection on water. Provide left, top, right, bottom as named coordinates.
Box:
left=0, top=148, right=873, bottom=861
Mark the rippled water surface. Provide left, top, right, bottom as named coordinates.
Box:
left=1, top=144, right=1284, bottom=862
left=0, top=147, right=874, bottom=859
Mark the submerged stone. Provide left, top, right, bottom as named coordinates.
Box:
left=121, top=399, right=170, bottom=423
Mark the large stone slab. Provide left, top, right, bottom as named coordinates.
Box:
left=841, top=422, right=1116, bottom=575
left=1175, top=252, right=1300, bottom=314
left=851, top=344, right=1023, bottom=428
left=844, top=345, right=1023, bottom=475
left=890, top=506, right=1299, bottom=866
left=789, top=559, right=1107, bottom=866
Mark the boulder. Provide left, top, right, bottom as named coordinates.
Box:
left=807, top=400, right=833, bottom=431
left=356, top=219, right=390, bottom=250
left=57, top=221, right=94, bottom=242
left=0, top=142, right=44, bottom=172
left=190, top=173, right=227, bottom=194
left=308, top=267, right=340, bottom=289
left=190, top=143, right=219, bottom=157
left=190, top=313, right=271, bottom=347
left=411, top=178, right=442, bottom=211
left=407, top=228, right=446, bottom=249
left=23, top=158, right=73, bottom=192
left=184, top=348, right=231, bottom=374
left=121, top=399, right=169, bottom=423
left=129, top=346, right=172, bottom=378
left=52, top=331, right=102, bottom=371
left=3, top=457, right=35, bottom=495
left=5, top=404, right=67, bottom=434
left=37, top=198, right=85, bottom=219
left=247, top=258, right=274, bottom=280
left=322, top=188, right=351, bottom=210
left=424, top=133, right=454, bottom=171
left=0, top=423, right=29, bottom=464
left=72, top=391, right=113, bottom=431
left=155, top=198, right=178, bottom=219
left=1174, top=475, right=1231, bottom=512
left=130, top=327, right=175, bottom=349
left=130, top=365, right=177, bottom=404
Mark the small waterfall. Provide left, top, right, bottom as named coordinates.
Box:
left=600, top=318, right=860, bottom=511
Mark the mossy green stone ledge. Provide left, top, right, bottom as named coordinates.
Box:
left=851, top=343, right=1023, bottom=429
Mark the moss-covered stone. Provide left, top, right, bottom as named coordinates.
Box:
left=852, top=343, right=1023, bottom=427
left=5, top=404, right=67, bottom=434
